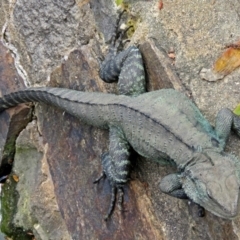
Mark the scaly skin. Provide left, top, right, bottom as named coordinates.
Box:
left=1, top=12, right=240, bottom=220
left=1, top=85, right=240, bottom=219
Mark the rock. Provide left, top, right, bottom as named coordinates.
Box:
left=1, top=121, right=71, bottom=240
left=13, top=121, right=71, bottom=240
left=199, top=68, right=224, bottom=82
left=139, top=40, right=185, bottom=92
left=0, top=41, right=30, bottom=168
left=0, top=0, right=240, bottom=239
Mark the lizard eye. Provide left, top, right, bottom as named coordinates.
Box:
left=207, top=190, right=214, bottom=200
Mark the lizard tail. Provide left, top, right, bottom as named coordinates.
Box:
left=0, top=87, right=67, bottom=112
left=0, top=87, right=126, bottom=127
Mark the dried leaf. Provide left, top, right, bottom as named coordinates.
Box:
left=214, top=40, right=240, bottom=75
left=12, top=174, right=19, bottom=182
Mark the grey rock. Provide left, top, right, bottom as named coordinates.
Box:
left=12, top=121, right=71, bottom=240
left=0, top=0, right=240, bottom=239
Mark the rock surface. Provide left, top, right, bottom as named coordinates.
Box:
left=13, top=121, right=71, bottom=240
left=0, top=0, right=240, bottom=239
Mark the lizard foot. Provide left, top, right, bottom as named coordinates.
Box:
left=94, top=149, right=129, bottom=220
left=110, top=10, right=130, bottom=50
left=94, top=171, right=125, bottom=221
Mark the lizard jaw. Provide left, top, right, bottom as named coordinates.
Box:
left=182, top=151, right=240, bottom=219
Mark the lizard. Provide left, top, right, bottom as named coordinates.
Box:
left=1, top=11, right=240, bottom=220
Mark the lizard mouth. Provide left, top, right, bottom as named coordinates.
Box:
left=207, top=205, right=239, bottom=219
left=182, top=150, right=240, bottom=219
left=205, top=191, right=239, bottom=219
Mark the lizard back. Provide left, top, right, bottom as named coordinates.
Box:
left=113, top=89, right=220, bottom=166
left=0, top=87, right=219, bottom=167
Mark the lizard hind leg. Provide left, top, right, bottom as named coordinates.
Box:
left=94, top=126, right=131, bottom=220
left=99, top=11, right=138, bottom=86
left=110, top=10, right=128, bottom=50
left=95, top=151, right=128, bottom=220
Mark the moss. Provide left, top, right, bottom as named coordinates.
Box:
left=126, top=15, right=139, bottom=38
left=1, top=175, right=33, bottom=240
left=114, top=1, right=140, bottom=38
left=115, top=0, right=129, bottom=11
left=2, top=136, right=17, bottom=164
left=116, top=0, right=123, bottom=6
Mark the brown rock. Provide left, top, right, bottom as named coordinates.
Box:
left=0, top=1, right=240, bottom=240
left=0, top=41, right=31, bottom=167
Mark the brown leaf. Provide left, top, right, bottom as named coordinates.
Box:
left=214, top=40, right=240, bottom=75
left=12, top=174, right=19, bottom=182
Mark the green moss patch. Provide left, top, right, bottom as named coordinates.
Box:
left=1, top=175, right=33, bottom=240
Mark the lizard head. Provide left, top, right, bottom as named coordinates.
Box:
left=181, top=151, right=240, bottom=219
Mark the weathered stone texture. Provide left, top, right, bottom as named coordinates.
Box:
left=0, top=0, right=240, bottom=239
left=13, top=121, right=71, bottom=240
left=0, top=41, right=31, bottom=174
left=2, top=0, right=96, bottom=85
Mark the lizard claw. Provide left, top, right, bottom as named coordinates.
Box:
left=110, top=10, right=126, bottom=46
left=93, top=172, right=106, bottom=184
left=104, top=185, right=124, bottom=221
left=94, top=171, right=125, bottom=220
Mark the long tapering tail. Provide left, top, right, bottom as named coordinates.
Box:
left=0, top=87, right=128, bottom=128
left=0, top=87, right=76, bottom=112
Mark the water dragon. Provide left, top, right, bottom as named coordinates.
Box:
left=1, top=12, right=240, bottom=220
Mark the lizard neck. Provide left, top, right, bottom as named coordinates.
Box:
left=179, top=147, right=222, bottom=171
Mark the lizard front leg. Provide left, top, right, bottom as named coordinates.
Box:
left=215, top=108, right=240, bottom=149
left=160, top=173, right=205, bottom=217
left=159, top=173, right=188, bottom=199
